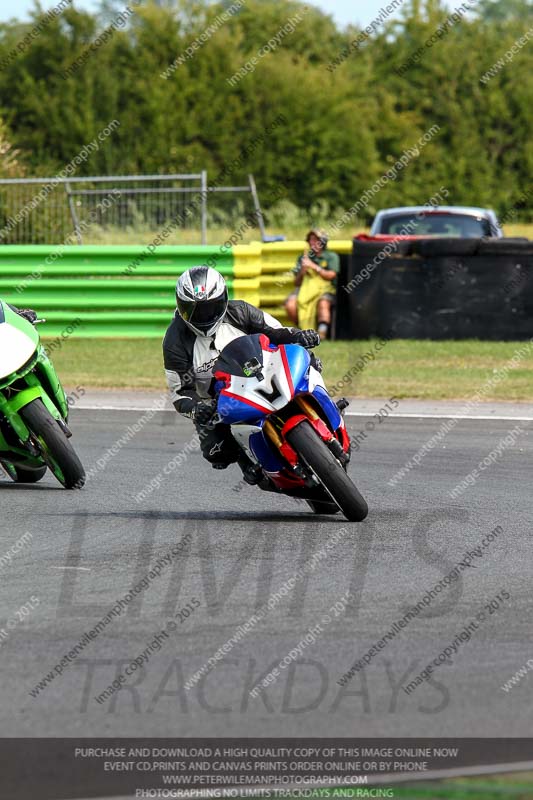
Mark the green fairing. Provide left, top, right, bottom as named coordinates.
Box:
left=0, top=299, right=70, bottom=473
left=35, top=350, right=69, bottom=419
left=3, top=302, right=39, bottom=346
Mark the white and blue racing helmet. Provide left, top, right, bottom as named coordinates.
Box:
left=175, top=266, right=228, bottom=337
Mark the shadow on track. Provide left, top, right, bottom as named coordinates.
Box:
left=0, top=481, right=63, bottom=491
left=47, top=509, right=354, bottom=523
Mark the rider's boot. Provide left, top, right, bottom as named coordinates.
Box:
left=237, top=452, right=263, bottom=485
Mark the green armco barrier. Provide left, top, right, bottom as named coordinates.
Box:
left=36, top=311, right=173, bottom=338
left=0, top=245, right=233, bottom=275
left=0, top=279, right=241, bottom=307
left=0, top=245, right=235, bottom=338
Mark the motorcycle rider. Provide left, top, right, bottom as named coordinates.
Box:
left=163, top=266, right=320, bottom=484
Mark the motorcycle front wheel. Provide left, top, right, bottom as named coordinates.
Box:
left=20, top=399, right=85, bottom=489
left=287, top=420, right=368, bottom=522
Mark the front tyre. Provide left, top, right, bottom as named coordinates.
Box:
left=287, top=420, right=368, bottom=522
left=20, top=399, right=85, bottom=489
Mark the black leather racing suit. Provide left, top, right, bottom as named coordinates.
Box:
left=163, top=301, right=308, bottom=467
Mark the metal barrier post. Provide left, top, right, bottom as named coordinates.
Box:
left=65, top=181, right=82, bottom=244
left=248, top=173, right=267, bottom=241
left=201, top=170, right=207, bottom=245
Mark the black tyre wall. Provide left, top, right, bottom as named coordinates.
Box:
left=340, top=238, right=533, bottom=339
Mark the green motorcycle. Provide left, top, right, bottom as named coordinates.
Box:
left=0, top=300, right=85, bottom=489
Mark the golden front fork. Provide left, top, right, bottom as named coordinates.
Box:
left=294, top=396, right=322, bottom=422
left=263, top=418, right=284, bottom=449
left=263, top=397, right=323, bottom=449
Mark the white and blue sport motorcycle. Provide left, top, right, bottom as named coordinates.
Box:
left=212, top=333, right=368, bottom=521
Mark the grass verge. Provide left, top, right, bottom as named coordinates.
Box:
left=44, top=338, right=533, bottom=402
left=74, top=222, right=533, bottom=245
left=232, top=771, right=533, bottom=799
left=236, top=771, right=533, bottom=799
left=392, top=770, right=533, bottom=798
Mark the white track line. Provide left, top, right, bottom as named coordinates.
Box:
left=76, top=404, right=533, bottom=421
left=78, top=405, right=168, bottom=412
left=67, top=759, right=533, bottom=800
left=352, top=759, right=533, bottom=785
left=346, top=412, right=533, bottom=421
left=235, top=760, right=533, bottom=797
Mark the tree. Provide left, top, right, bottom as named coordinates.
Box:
left=476, top=0, right=533, bottom=21
left=0, top=0, right=530, bottom=221
left=0, top=118, right=25, bottom=178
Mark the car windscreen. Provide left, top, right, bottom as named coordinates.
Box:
left=379, top=213, right=492, bottom=238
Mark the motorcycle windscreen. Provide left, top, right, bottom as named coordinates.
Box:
left=215, top=334, right=299, bottom=423
left=0, top=302, right=39, bottom=381
left=214, top=333, right=265, bottom=378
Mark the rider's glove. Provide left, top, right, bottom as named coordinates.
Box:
left=18, top=309, right=37, bottom=324
left=294, top=329, right=320, bottom=349
left=192, top=399, right=218, bottom=427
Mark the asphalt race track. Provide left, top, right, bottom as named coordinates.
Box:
left=1, top=401, right=532, bottom=745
